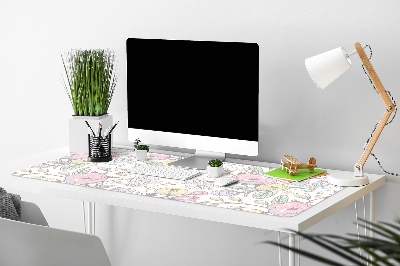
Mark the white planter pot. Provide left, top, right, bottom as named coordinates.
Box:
left=136, top=150, right=148, bottom=161
left=207, top=165, right=223, bottom=178
left=69, top=114, right=113, bottom=153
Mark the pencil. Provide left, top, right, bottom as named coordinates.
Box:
left=106, top=121, right=119, bottom=138
left=88, top=128, right=94, bottom=137
left=98, top=123, right=102, bottom=138
left=103, top=126, right=111, bottom=138
left=85, top=120, right=95, bottom=136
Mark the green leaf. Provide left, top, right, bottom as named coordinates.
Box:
left=208, top=159, right=222, bottom=167
left=264, top=241, right=350, bottom=266
left=262, top=219, right=400, bottom=266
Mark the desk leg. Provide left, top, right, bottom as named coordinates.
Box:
left=83, top=201, right=95, bottom=235
left=289, top=233, right=295, bottom=266
left=370, top=190, right=376, bottom=265
left=370, top=190, right=375, bottom=238
left=297, top=234, right=300, bottom=266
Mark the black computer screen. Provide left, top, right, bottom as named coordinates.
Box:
left=126, top=38, right=259, bottom=142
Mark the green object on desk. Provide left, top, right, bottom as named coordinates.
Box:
left=264, top=168, right=327, bottom=182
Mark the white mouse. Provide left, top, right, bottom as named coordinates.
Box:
left=215, top=177, right=239, bottom=187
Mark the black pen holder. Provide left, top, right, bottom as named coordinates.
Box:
left=88, top=134, right=112, bottom=162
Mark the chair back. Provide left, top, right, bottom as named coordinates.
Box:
left=0, top=201, right=111, bottom=266
left=20, top=201, right=48, bottom=226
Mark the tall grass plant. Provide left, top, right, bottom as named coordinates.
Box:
left=61, top=49, right=118, bottom=116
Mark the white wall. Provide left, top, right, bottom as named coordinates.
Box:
left=2, top=0, right=400, bottom=265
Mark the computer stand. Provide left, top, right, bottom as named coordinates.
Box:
left=169, top=150, right=225, bottom=170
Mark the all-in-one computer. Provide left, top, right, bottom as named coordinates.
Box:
left=126, top=38, right=259, bottom=169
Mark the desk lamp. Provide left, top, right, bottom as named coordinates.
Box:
left=305, top=42, right=395, bottom=186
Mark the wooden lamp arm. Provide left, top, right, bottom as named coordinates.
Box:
left=355, top=43, right=395, bottom=111
left=354, top=42, right=394, bottom=176
left=357, top=110, right=392, bottom=168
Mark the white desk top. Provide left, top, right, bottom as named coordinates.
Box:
left=0, top=146, right=385, bottom=232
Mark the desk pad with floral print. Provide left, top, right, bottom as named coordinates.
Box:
left=12, top=148, right=344, bottom=217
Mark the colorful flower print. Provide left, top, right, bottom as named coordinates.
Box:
left=184, top=179, right=218, bottom=191
left=12, top=148, right=344, bottom=218
left=147, top=153, right=177, bottom=160
left=252, top=189, right=278, bottom=199
left=172, top=195, right=200, bottom=202
left=72, top=159, right=88, bottom=165
left=110, top=152, right=120, bottom=159
left=234, top=185, right=256, bottom=197
left=127, top=176, right=155, bottom=188
left=113, top=187, right=136, bottom=194
left=298, top=179, right=310, bottom=185
left=32, top=163, right=50, bottom=169
left=156, top=188, right=187, bottom=196
left=243, top=209, right=265, bottom=214
left=294, top=193, right=311, bottom=200
left=159, top=161, right=177, bottom=167
left=245, top=165, right=268, bottom=175
left=211, top=190, right=239, bottom=197
left=256, top=183, right=289, bottom=192
left=188, top=191, right=207, bottom=196
left=65, top=172, right=108, bottom=185
left=234, top=173, right=276, bottom=185
left=70, top=153, right=88, bottom=160
left=268, top=201, right=311, bottom=216
left=34, top=176, right=60, bottom=182
left=68, top=152, right=119, bottom=162
left=114, top=157, right=137, bottom=164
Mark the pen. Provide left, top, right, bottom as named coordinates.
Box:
left=103, top=126, right=112, bottom=138
left=85, top=120, right=95, bottom=136
left=95, top=124, right=99, bottom=137
left=98, top=123, right=102, bottom=138
left=88, top=128, right=94, bottom=137
left=105, top=121, right=119, bottom=138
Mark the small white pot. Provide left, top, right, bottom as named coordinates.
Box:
left=69, top=114, right=113, bottom=153
left=136, top=150, right=148, bottom=161
left=207, top=165, right=223, bottom=178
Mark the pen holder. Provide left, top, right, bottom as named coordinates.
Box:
left=88, top=134, right=112, bottom=162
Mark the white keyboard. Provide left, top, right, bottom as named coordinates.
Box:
left=129, top=164, right=201, bottom=181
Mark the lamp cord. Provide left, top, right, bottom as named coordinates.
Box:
left=362, top=45, right=399, bottom=176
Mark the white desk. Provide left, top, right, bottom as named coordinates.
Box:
left=0, top=146, right=385, bottom=266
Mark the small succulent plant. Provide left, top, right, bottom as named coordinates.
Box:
left=134, top=138, right=149, bottom=152
left=208, top=159, right=223, bottom=167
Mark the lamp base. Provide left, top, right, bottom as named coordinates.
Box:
left=327, top=171, right=369, bottom=187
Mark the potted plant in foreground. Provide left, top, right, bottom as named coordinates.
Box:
left=134, top=138, right=149, bottom=161
left=207, top=159, right=223, bottom=177
left=264, top=218, right=400, bottom=265
left=61, top=49, right=118, bottom=153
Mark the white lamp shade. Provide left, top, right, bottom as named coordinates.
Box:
left=305, top=47, right=352, bottom=89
